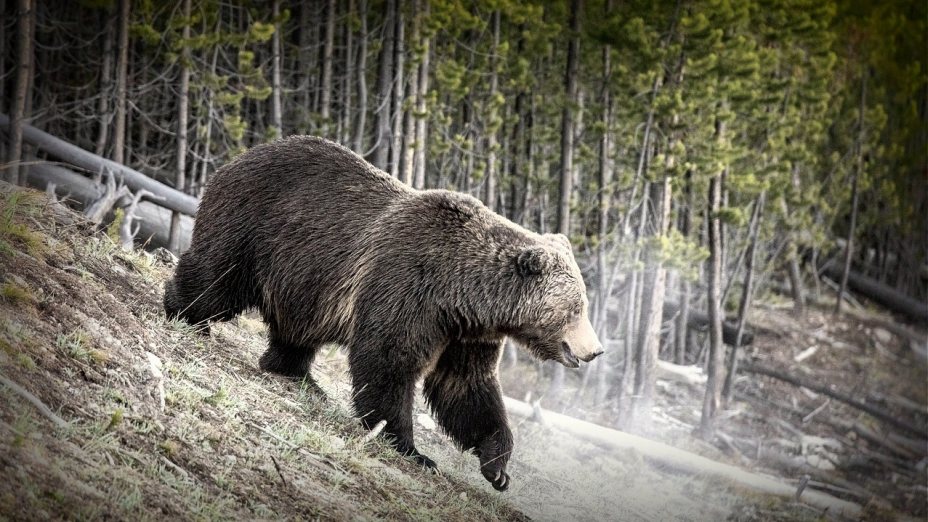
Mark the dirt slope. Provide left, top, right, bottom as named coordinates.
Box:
left=0, top=183, right=526, bottom=521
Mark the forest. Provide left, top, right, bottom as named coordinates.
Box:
left=0, top=0, right=926, bottom=519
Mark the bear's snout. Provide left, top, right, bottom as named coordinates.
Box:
left=584, top=345, right=605, bottom=362
left=561, top=313, right=603, bottom=366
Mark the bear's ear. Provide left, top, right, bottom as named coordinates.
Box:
left=515, top=247, right=549, bottom=277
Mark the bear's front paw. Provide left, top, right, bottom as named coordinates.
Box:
left=476, top=432, right=513, bottom=492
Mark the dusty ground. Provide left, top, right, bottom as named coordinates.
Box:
left=2, top=182, right=924, bottom=521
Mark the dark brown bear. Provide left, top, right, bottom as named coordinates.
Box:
left=163, top=136, right=603, bottom=490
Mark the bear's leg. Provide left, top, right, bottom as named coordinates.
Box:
left=259, top=323, right=326, bottom=396
left=424, top=339, right=514, bottom=491
left=349, top=348, right=436, bottom=469
left=164, top=253, right=247, bottom=332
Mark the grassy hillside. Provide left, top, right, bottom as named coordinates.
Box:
left=0, top=183, right=526, bottom=521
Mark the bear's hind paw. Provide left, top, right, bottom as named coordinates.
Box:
left=411, top=453, right=439, bottom=473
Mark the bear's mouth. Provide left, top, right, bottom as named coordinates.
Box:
left=561, top=342, right=580, bottom=368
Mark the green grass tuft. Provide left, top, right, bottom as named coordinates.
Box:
left=2, top=281, right=36, bottom=306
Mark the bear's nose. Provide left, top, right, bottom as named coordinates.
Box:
left=590, top=346, right=604, bottom=360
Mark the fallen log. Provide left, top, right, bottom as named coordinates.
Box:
left=502, top=396, right=861, bottom=517
left=0, top=113, right=198, bottom=216
left=26, top=162, right=193, bottom=251
left=821, top=260, right=928, bottom=324
left=663, top=300, right=755, bottom=346
left=740, top=361, right=926, bottom=438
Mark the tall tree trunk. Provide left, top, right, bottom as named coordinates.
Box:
left=722, top=190, right=765, bottom=405
left=111, top=0, right=130, bottom=165
left=401, top=0, right=420, bottom=185
left=320, top=0, right=336, bottom=129
left=550, top=0, right=583, bottom=397
left=632, top=176, right=671, bottom=426
left=270, top=0, right=283, bottom=137
left=6, top=0, right=34, bottom=184
left=555, top=0, right=582, bottom=236
left=591, top=3, right=613, bottom=404
left=372, top=0, right=395, bottom=170
left=699, top=139, right=725, bottom=437
left=836, top=70, right=867, bottom=314
left=299, top=0, right=315, bottom=122
left=412, top=0, right=430, bottom=190
left=389, top=6, right=405, bottom=178
left=594, top=40, right=612, bottom=334
left=353, top=0, right=369, bottom=153
left=342, top=0, right=355, bottom=145
left=675, top=170, right=694, bottom=364
left=169, top=0, right=191, bottom=253
left=484, top=10, right=501, bottom=212
left=94, top=10, right=115, bottom=157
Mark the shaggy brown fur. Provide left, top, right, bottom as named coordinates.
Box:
left=164, top=136, right=602, bottom=490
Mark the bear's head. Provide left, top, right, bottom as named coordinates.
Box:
left=509, top=233, right=603, bottom=368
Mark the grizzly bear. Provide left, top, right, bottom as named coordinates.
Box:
left=163, top=136, right=603, bottom=491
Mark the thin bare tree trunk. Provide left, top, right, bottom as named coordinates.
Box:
left=675, top=170, right=694, bottom=364
left=722, top=190, right=765, bottom=405
left=94, top=11, right=115, bottom=157
left=699, top=156, right=725, bottom=438
left=389, top=6, right=405, bottom=178
left=353, top=0, right=369, bottom=153
left=836, top=70, right=867, bottom=314
left=342, top=0, right=355, bottom=145
left=412, top=1, right=430, bottom=190
left=372, top=0, right=395, bottom=169
left=6, top=0, right=33, bottom=184
left=484, top=10, right=501, bottom=212
left=111, top=0, right=130, bottom=165
left=632, top=176, right=671, bottom=426
left=401, top=0, right=420, bottom=185
left=169, top=0, right=191, bottom=253
left=299, top=0, right=314, bottom=121
left=320, top=0, right=335, bottom=128
left=270, top=0, right=283, bottom=136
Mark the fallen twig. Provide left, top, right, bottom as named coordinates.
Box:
left=0, top=374, right=67, bottom=429
left=270, top=455, right=288, bottom=487
left=361, top=419, right=387, bottom=444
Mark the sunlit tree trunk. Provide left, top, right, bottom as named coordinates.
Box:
left=484, top=10, right=501, bottom=212
left=373, top=0, right=395, bottom=170
left=352, top=0, right=368, bottom=153
left=700, top=118, right=726, bottom=437
left=389, top=6, right=405, bottom=178
left=169, top=0, right=191, bottom=253
left=412, top=1, right=430, bottom=190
